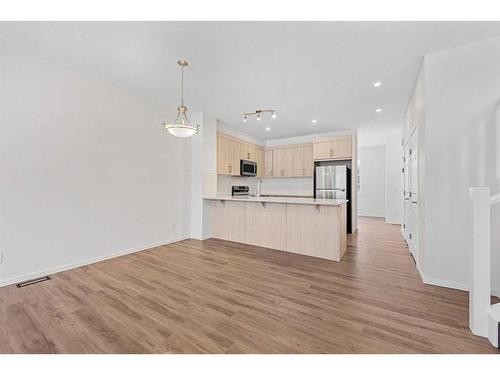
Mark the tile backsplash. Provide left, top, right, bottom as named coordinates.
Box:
left=217, top=175, right=313, bottom=196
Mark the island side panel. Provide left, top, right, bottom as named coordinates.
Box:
left=338, top=203, right=347, bottom=259
left=244, top=202, right=287, bottom=250
left=285, top=204, right=341, bottom=261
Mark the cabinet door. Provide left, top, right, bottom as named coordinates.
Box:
left=213, top=201, right=245, bottom=242
left=282, top=147, right=294, bottom=177
left=303, top=144, right=314, bottom=176
left=241, top=143, right=255, bottom=161
left=265, top=149, right=273, bottom=177
left=331, top=138, right=352, bottom=159
left=230, top=140, right=241, bottom=176
left=313, top=141, right=332, bottom=160
left=272, top=148, right=283, bottom=177
left=292, top=146, right=305, bottom=177
left=217, top=135, right=231, bottom=175
left=245, top=202, right=286, bottom=250
left=256, top=148, right=265, bottom=178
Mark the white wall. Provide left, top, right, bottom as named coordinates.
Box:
left=385, top=134, right=402, bottom=224
left=0, top=42, right=191, bottom=286
left=190, top=113, right=218, bottom=240
left=358, top=146, right=386, bottom=218
left=419, top=36, right=500, bottom=293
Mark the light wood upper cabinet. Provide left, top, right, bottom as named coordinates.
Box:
left=241, top=143, right=256, bottom=162
left=303, top=143, right=314, bottom=176
left=217, top=135, right=231, bottom=175
left=255, top=147, right=265, bottom=178
left=291, top=144, right=314, bottom=177
left=217, top=133, right=241, bottom=176
left=264, top=149, right=273, bottom=177
left=313, top=141, right=332, bottom=160
left=292, top=146, right=305, bottom=177
left=218, top=132, right=352, bottom=178
left=313, top=137, right=352, bottom=161
left=230, top=141, right=241, bottom=176
left=272, top=147, right=293, bottom=177
left=331, top=138, right=352, bottom=159
left=218, top=132, right=265, bottom=177
left=272, top=148, right=282, bottom=177
left=282, top=147, right=293, bottom=177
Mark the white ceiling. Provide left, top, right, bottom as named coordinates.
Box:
left=2, top=21, right=500, bottom=143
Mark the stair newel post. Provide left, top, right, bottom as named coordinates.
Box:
left=469, top=187, right=491, bottom=337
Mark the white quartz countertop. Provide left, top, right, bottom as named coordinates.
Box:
left=204, top=195, right=348, bottom=206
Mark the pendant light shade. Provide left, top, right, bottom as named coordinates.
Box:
left=163, top=59, right=199, bottom=138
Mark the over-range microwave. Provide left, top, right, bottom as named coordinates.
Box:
left=240, top=159, right=257, bottom=177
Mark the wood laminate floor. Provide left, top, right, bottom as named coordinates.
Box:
left=0, top=217, right=498, bottom=353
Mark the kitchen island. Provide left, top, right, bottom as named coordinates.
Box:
left=204, top=196, right=348, bottom=261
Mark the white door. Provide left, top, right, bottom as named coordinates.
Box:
left=409, top=128, right=418, bottom=261
left=403, top=141, right=410, bottom=242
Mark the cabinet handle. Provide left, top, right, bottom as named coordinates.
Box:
left=281, top=169, right=284, bottom=177
left=270, top=170, right=273, bottom=177
left=247, top=152, right=250, bottom=159
left=229, top=165, right=232, bottom=173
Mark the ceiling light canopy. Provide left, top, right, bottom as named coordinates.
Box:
left=265, top=127, right=271, bottom=131
left=243, top=109, right=276, bottom=122
left=375, top=108, right=383, bottom=113
left=373, top=81, right=382, bottom=87
left=312, top=119, right=317, bottom=124
left=162, top=59, right=198, bottom=138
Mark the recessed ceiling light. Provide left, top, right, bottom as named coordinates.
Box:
left=265, top=127, right=271, bottom=131
left=373, top=82, right=382, bottom=87
left=312, top=119, right=317, bottom=124
left=375, top=108, right=383, bottom=113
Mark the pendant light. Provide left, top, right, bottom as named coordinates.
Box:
left=162, top=59, right=199, bottom=138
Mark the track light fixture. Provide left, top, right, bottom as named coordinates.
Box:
left=242, top=109, right=276, bottom=122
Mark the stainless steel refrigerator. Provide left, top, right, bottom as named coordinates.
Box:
left=315, top=165, right=347, bottom=199
left=314, top=164, right=352, bottom=232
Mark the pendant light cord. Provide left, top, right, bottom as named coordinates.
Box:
left=180, top=65, right=184, bottom=106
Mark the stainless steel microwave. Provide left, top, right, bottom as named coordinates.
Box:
left=240, top=160, right=257, bottom=177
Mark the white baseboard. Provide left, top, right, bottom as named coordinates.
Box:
left=418, top=267, right=500, bottom=298
left=189, top=234, right=212, bottom=240
left=422, top=275, right=469, bottom=292
left=416, top=262, right=425, bottom=282
left=0, top=235, right=189, bottom=288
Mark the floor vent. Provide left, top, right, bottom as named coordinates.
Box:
left=16, top=276, right=51, bottom=288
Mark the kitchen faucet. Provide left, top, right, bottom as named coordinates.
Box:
left=257, top=179, right=263, bottom=198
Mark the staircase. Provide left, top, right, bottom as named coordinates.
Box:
left=470, top=187, right=500, bottom=348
